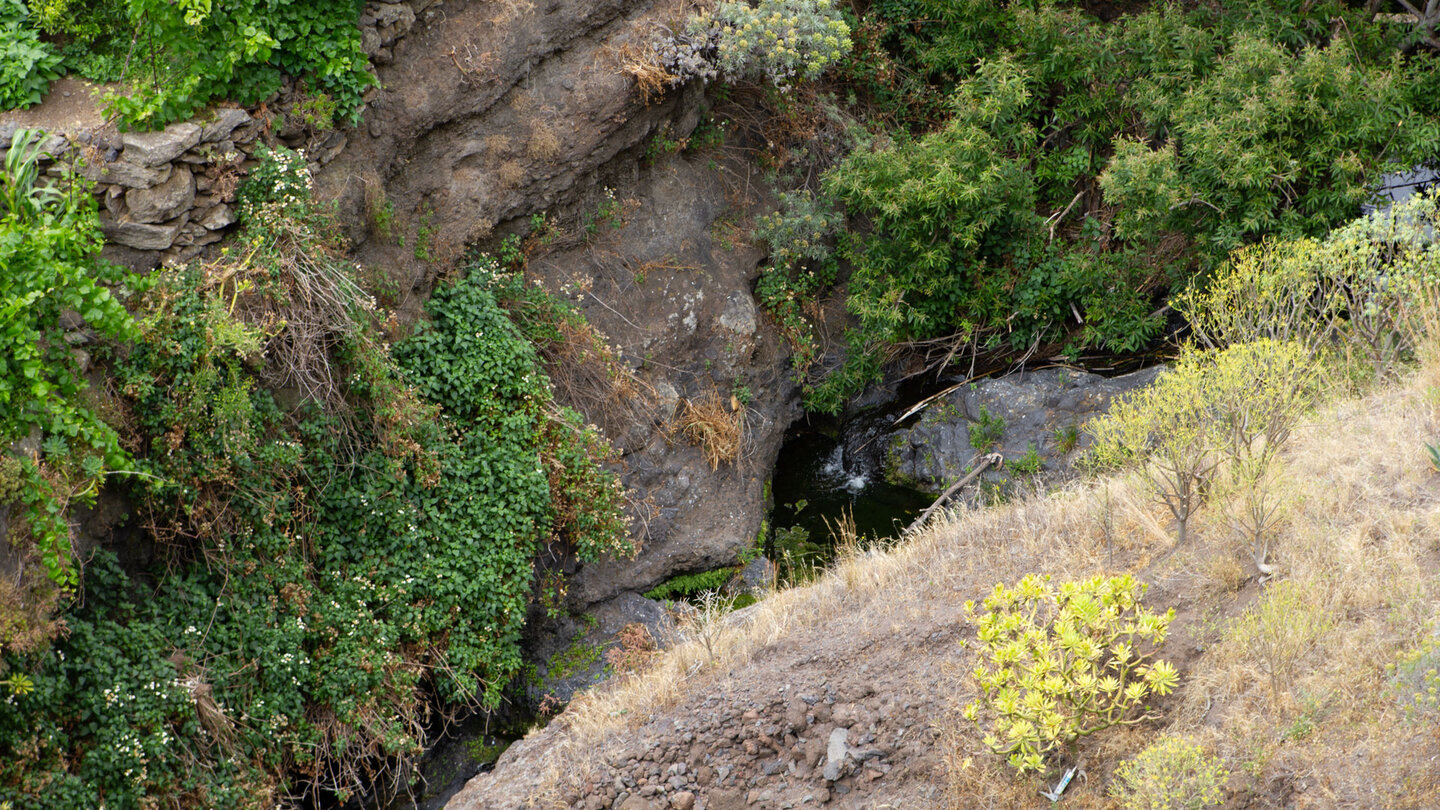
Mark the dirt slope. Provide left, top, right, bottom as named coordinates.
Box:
left=449, top=370, right=1440, bottom=810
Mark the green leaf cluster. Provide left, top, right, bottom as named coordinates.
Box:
left=806, top=0, right=1440, bottom=410
left=0, top=130, right=137, bottom=589
left=0, top=147, right=631, bottom=806
left=754, top=190, right=843, bottom=375
left=0, top=0, right=60, bottom=109
left=94, top=0, right=373, bottom=128
left=962, top=573, right=1179, bottom=774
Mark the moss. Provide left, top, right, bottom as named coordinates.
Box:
left=465, top=737, right=511, bottom=766
left=546, top=626, right=604, bottom=682
left=644, top=568, right=736, bottom=601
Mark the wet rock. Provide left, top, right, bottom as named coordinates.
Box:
left=885, top=366, right=1164, bottom=494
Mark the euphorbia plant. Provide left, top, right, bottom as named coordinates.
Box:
left=962, top=573, right=1179, bottom=774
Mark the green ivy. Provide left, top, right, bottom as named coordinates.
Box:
left=0, top=130, right=138, bottom=589
left=0, top=147, right=631, bottom=807
left=100, top=0, right=373, bottom=129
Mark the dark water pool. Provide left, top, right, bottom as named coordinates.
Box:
left=766, top=411, right=933, bottom=576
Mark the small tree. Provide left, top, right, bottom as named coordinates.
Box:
left=1088, top=356, right=1217, bottom=546
left=962, top=574, right=1179, bottom=774
left=1202, top=339, right=1321, bottom=571
left=1231, top=579, right=1332, bottom=709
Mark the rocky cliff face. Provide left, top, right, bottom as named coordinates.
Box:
left=315, top=0, right=799, bottom=620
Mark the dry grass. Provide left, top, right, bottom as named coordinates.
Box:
left=679, top=390, right=744, bottom=469
left=526, top=122, right=562, bottom=161
left=497, top=160, right=525, bottom=190
left=483, top=350, right=1440, bottom=808
left=617, top=40, right=676, bottom=106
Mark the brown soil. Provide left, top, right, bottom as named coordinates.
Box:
left=451, top=371, right=1440, bottom=810
left=0, top=78, right=116, bottom=134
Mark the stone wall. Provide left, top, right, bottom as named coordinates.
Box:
left=0, top=0, right=437, bottom=269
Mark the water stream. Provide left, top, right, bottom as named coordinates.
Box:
left=766, top=408, right=932, bottom=575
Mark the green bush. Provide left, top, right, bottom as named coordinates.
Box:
left=26, top=0, right=130, bottom=82
left=0, top=0, right=60, bottom=109
left=962, top=573, right=1179, bottom=774
left=1230, top=579, right=1332, bottom=708
left=100, top=0, right=373, bottom=129
left=703, top=0, right=851, bottom=87
left=0, top=146, right=632, bottom=807
left=1110, top=736, right=1228, bottom=810
left=807, top=0, right=1440, bottom=411
left=753, top=190, right=843, bottom=375
left=0, top=130, right=137, bottom=591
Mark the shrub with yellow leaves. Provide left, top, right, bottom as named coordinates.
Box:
left=1109, top=736, right=1228, bottom=810
left=962, top=574, right=1179, bottom=774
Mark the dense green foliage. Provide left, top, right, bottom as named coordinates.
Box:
left=106, top=0, right=372, bottom=128
left=0, top=0, right=60, bottom=108
left=0, top=148, right=631, bottom=807
left=0, top=130, right=137, bottom=590
left=790, top=0, right=1440, bottom=410
left=9, top=0, right=372, bottom=127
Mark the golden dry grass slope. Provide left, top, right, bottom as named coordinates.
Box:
left=449, top=363, right=1440, bottom=810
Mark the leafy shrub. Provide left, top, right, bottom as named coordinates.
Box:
left=101, top=0, right=374, bottom=129
left=962, top=574, right=1179, bottom=774
left=1387, top=631, right=1440, bottom=723
left=703, top=0, right=851, bottom=87
left=1110, top=736, right=1228, bottom=810
left=0, top=146, right=632, bottom=807
left=1230, top=579, right=1332, bottom=708
left=26, top=0, right=129, bottom=82
left=0, top=0, right=60, bottom=109
left=808, top=0, right=1440, bottom=411
left=753, top=190, right=842, bottom=374
left=1176, top=192, right=1440, bottom=385
left=967, top=403, right=1005, bottom=452
left=0, top=130, right=137, bottom=592
left=1086, top=356, right=1215, bottom=546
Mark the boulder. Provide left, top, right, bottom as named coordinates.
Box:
left=121, top=123, right=202, bottom=166
left=125, top=166, right=195, bottom=223
left=885, top=366, right=1164, bottom=494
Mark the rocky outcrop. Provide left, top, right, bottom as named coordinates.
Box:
left=311, top=0, right=801, bottom=613
left=886, top=366, right=1164, bottom=494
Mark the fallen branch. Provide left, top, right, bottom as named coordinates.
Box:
left=905, top=452, right=1003, bottom=534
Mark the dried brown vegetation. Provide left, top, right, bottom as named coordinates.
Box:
left=679, top=390, right=743, bottom=469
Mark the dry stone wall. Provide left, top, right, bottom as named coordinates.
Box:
left=0, top=0, right=436, bottom=268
